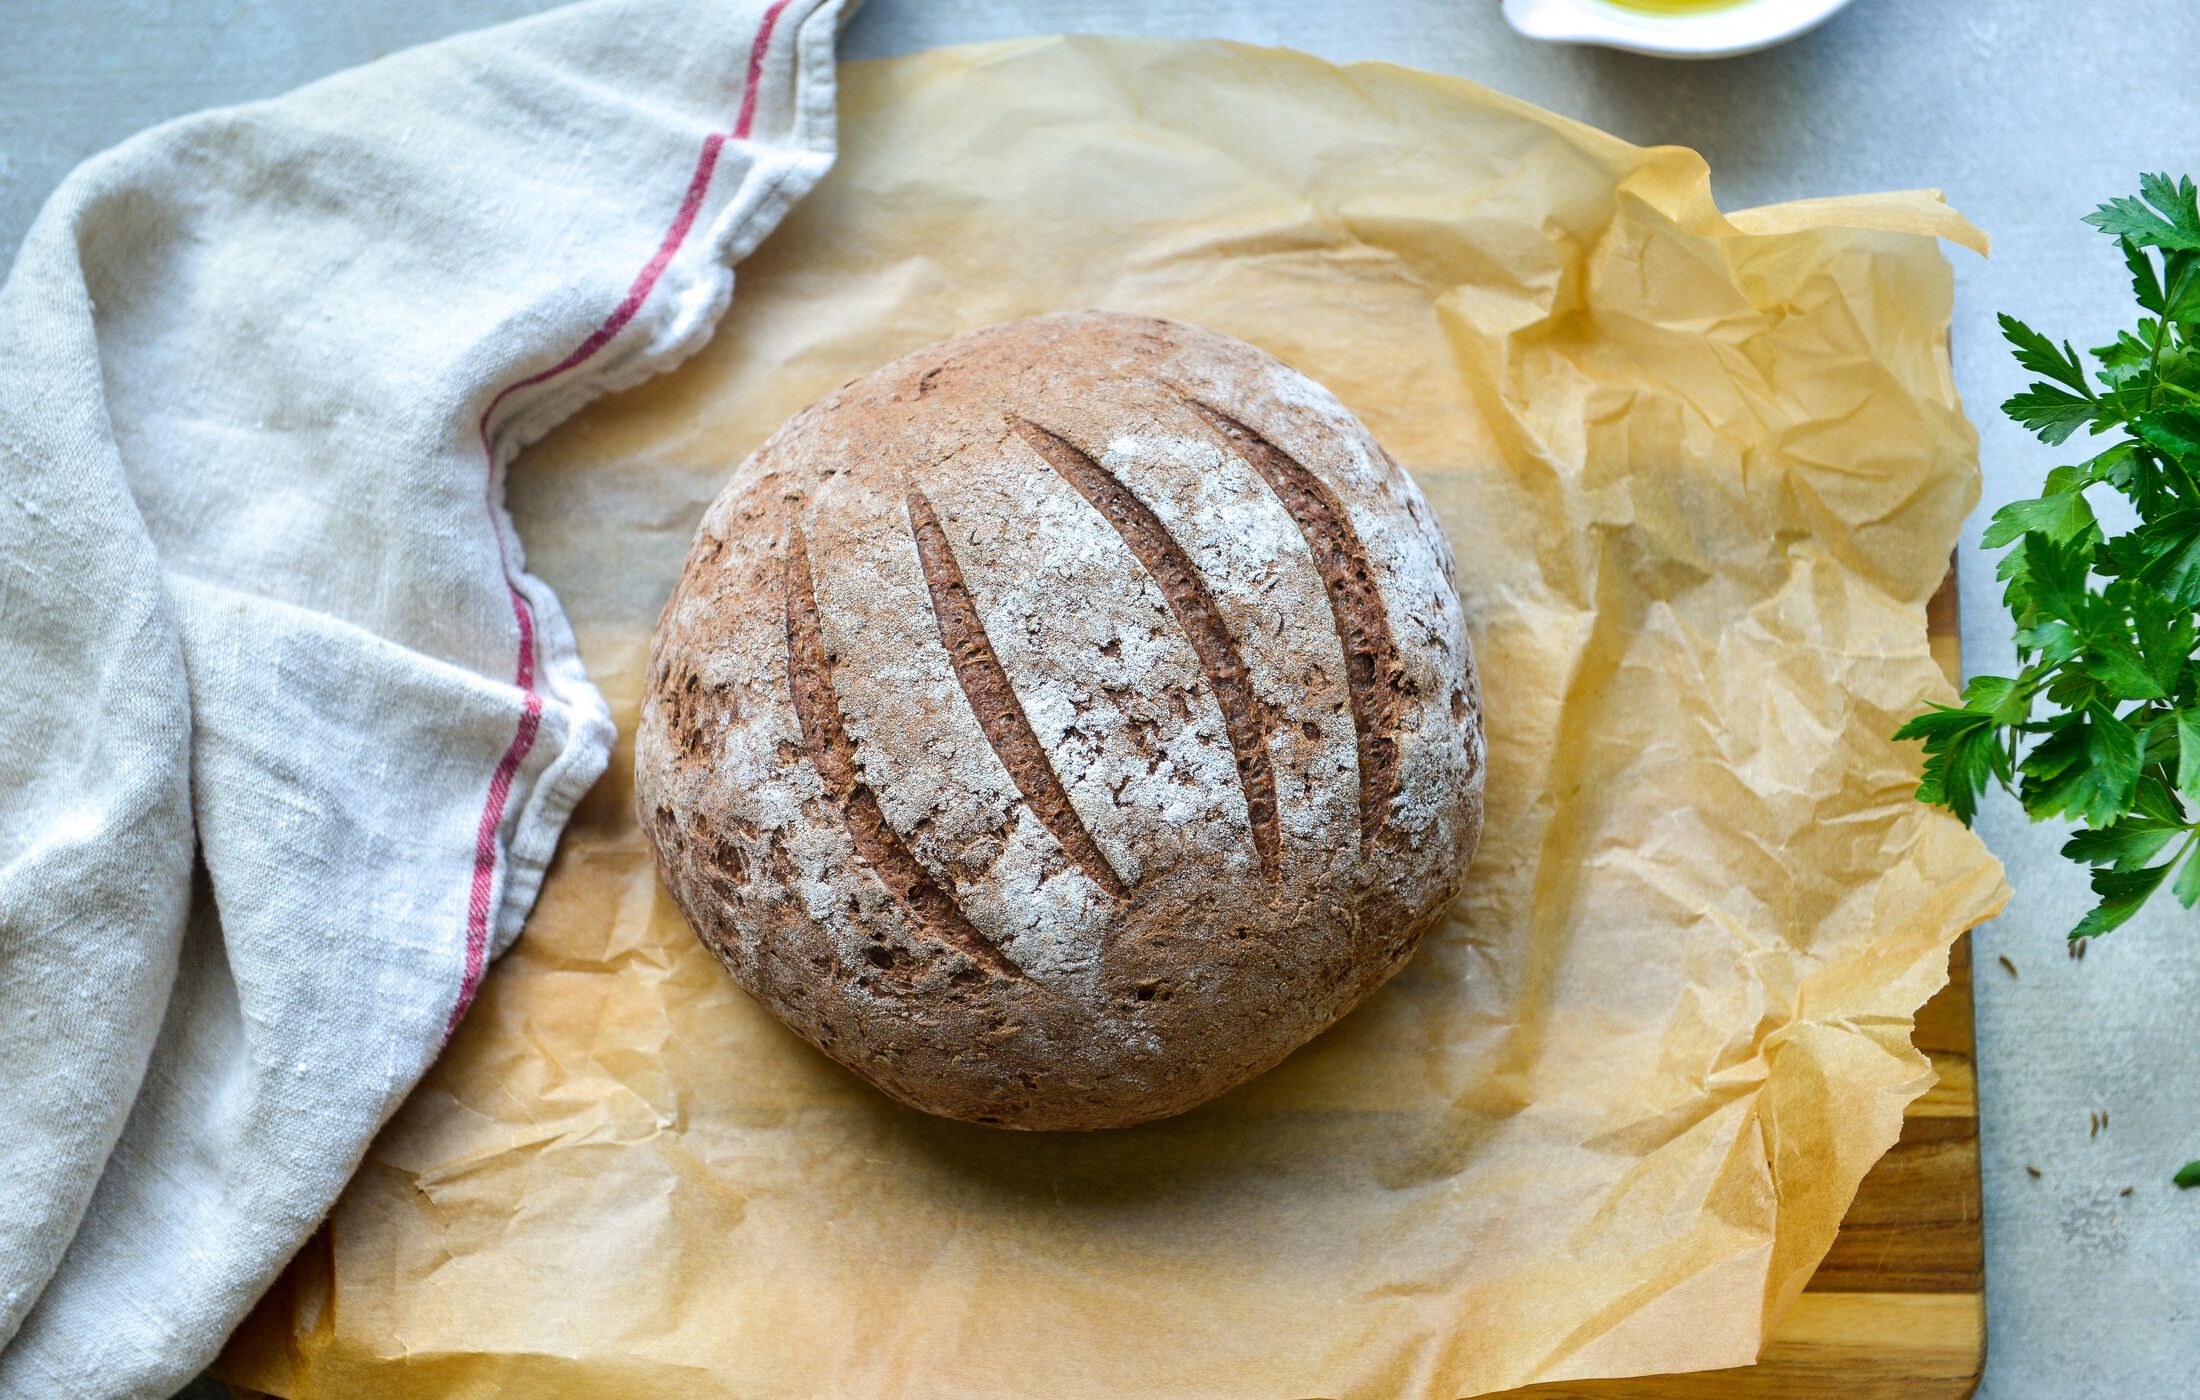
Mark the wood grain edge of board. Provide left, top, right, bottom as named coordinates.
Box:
left=1497, top=565, right=1984, bottom=1400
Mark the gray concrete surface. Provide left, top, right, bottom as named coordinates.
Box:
left=6, top=2, right=2197, bottom=1396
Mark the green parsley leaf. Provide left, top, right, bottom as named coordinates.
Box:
left=2133, top=772, right=2189, bottom=826
left=2022, top=705, right=2142, bottom=827
left=2073, top=855, right=2179, bottom=938
left=2082, top=440, right=2140, bottom=489
left=2175, top=838, right=2200, bottom=907
left=2124, top=237, right=2168, bottom=315
left=1961, top=674, right=2028, bottom=725
left=2124, top=507, right=2200, bottom=607
left=2134, top=410, right=2200, bottom=461
left=2177, top=1161, right=2200, bottom=1189
left=2128, top=587, right=2194, bottom=697
left=2085, top=173, right=2200, bottom=252
left=2003, top=384, right=2100, bottom=445
left=2166, top=271, right=2200, bottom=327
left=1894, top=703, right=2007, bottom=825
left=2088, top=636, right=2168, bottom=701
left=2009, top=533, right=2092, bottom=626
left=2176, top=711, right=2200, bottom=799
left=1981, top=490, right=2097, bottom=550
left=1999, top=313, right=2091, bottom=393
left=2062, top=818, right=2180, bottom=871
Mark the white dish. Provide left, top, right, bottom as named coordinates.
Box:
left=1499, top=0, right=1859, bottom=59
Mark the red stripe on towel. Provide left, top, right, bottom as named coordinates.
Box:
left=445, top=0, right=795, bottom=1039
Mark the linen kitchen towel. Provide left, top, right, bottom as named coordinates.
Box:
left=0, top=1, right=845, bottom=1394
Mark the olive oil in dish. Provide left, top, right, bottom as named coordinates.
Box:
left=1601, top=0, right=1753, bottom=12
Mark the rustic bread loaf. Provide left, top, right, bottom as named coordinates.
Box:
left=636, top=311, right=1484, bottom=1130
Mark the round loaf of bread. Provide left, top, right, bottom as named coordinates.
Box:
left=636, top=311, right=1483, bottom=1130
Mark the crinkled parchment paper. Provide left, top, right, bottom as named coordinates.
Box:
left=220, top=36, right=2009, bottom=1400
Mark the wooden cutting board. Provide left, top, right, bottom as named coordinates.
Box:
left=215, top=573, right=1982, bottom=1400
left=1501, top=567, right=1983, bottom=1399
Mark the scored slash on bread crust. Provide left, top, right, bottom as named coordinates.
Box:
left=904, top=485, right=1131, bottom=900
left=1181, top=399, right=1405, bottom=855
left=637, top=311, right=1484, bottom=1130
left=781, top=525, right=1024, bottom=981
left=1007, top=416, right=1284, bottom=883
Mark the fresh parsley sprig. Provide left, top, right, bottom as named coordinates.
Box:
left=1896, top=175, right=2200, bottom=1189
left=1898, top=174, right=2200, bottom=944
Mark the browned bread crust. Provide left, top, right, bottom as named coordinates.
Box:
left=637, top=312, right=1484, bottom=1129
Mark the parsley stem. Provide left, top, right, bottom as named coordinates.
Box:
left=2170, top=830, right=2198, bottom=869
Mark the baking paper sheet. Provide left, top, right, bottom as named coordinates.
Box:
left=219, top=36, right=2009, bottom=1400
